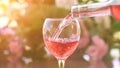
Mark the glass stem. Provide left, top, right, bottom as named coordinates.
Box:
left=58, top=60, right=65, bottom=68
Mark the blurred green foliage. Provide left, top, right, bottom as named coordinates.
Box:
left=78, top=0, right=99, bottom=4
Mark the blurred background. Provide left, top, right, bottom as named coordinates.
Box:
left=0, top=0, right=120, bottom=68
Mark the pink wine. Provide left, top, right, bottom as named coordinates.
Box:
left=110, top=5, right=120, bottom=22
left=44, top=39, right=79, bottom=60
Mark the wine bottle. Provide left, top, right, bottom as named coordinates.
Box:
left=71, top=0, right=120, bottom=21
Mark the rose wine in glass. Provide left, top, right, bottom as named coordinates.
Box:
left=43, top=18, right=80, bottom=68
left=44, top=39, right=79, bottom=60
left=70, top=0, right=120, bottom=22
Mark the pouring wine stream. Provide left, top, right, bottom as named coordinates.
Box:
left=52, top=0, right=120, bottom=40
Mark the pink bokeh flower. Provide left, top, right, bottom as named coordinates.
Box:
left=86, top=35, right=108, bottom=61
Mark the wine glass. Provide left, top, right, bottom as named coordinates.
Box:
left=42, top=18, right=80, bottom=68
